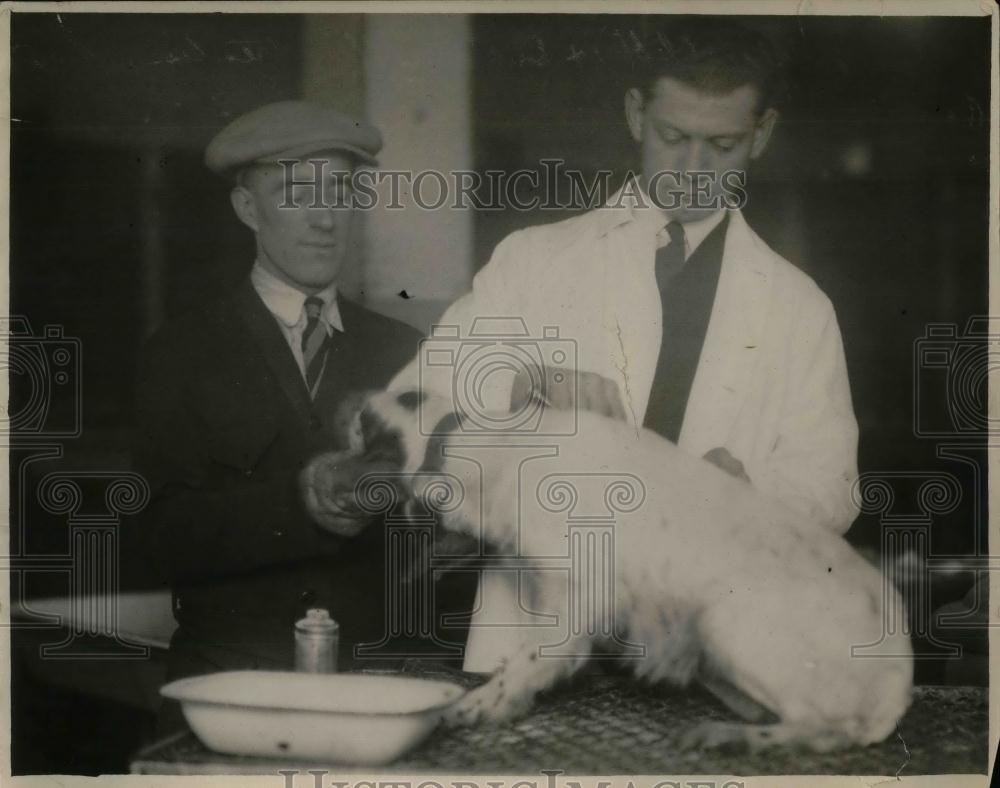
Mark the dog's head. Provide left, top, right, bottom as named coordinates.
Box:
left=323, top=388, right=470, bottom=517
left=352, top=389, right=462, bottom=472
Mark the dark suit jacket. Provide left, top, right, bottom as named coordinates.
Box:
left=133, top=278, right=471, bottom=679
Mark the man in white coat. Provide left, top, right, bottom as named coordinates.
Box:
left=370, top=20, right=859, bottom=670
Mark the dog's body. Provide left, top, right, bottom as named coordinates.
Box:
left=308, top=389, right=913, bottom=752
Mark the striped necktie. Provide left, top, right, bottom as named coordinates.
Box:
left=301, top=295, right=330, bottom=396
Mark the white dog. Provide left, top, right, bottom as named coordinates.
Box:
left=303, top=388, right=913, bottom=753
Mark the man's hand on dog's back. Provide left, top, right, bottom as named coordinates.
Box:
left=510, top=366, right=628, bottom=421
left=702, top=446, right=751, bottom=483
left=511, top=366, right=750, bottom=483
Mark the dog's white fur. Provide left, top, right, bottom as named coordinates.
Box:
left=331, top=389, right=913, bottom=752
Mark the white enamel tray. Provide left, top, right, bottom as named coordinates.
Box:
left=161, top=671, right=466, bottom=764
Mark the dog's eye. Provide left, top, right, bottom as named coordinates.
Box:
left=396, top=390, right=426, bottom=411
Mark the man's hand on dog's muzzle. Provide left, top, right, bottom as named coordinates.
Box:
left=299, top=449, right=372, bottom=537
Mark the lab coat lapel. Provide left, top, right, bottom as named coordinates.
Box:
left=678, top=210, right=773, bottom=457
left=603, top=216, right=663, bottom=427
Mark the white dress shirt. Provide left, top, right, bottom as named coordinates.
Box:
left=250, top=261, right=344, bottom=382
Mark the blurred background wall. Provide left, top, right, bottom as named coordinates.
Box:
left=7, top=11, right=993, bottom=771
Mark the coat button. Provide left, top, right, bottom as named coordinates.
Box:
left=309, top=416, right=322, bottom=431
left=300, top=589, right=316, bottom=604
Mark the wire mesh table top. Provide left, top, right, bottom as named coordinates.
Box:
left=132, top=669, right=987, bottom=776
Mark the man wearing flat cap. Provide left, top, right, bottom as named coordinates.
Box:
left=134, top=101, right=469, bottom=688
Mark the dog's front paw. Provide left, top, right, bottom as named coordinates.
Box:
left=443, top=691, right=488, bottom=727
left=442, top=677, right=536, bottom=726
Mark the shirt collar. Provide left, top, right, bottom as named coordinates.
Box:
left=250, top=261, right=345, bottom=333
left=597, top=176, right=729, bottom=256
left=671, top=209, right=727, bottom=258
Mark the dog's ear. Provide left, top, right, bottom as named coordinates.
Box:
left=331, top=389, right=378, bottom=452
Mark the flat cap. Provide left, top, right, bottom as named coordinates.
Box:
left=205, top=100, right=382, bottom=175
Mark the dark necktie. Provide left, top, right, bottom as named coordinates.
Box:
left=655, top=221, right=687, bottom=290
left=301, top=296, right=330, bottom=396
left=644, top=222, right=688, bottom=442
left=644, top=214, right=730, bottom=444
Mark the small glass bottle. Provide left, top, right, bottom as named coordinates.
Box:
left=294, top=608, right=339, bottom=673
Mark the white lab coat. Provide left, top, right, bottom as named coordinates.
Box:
left=389, top=200, right=860, bottom=670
